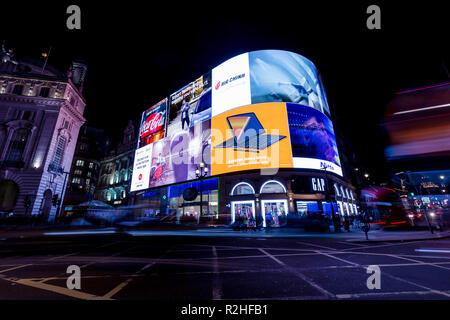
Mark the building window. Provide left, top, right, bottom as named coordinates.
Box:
left=22, top=111, right=34, bottom=121
left=74, top=169, right=82, bottom=175
left=86, top=178, right=90, bottom=186
left=39, top=87, right=50, bottom=98
left=72, top=177, right=81, bottom=184
left=53, top=136, right=66, bottom=166
left=260, top=180, right=287, bottom=194
left=12, top=84, right=24, bottom=95
left=87, top=171, right=91, bottom=177
left=6, top=128, right=29, bottom=162
left=76, top=160, right=84, bottom=167
left=89, top=162, right=94, bottom=169
left=230, top=182, right=255, bottom=195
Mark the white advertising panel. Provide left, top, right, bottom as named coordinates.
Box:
left=130, top=144, right=153, bottom=192
left=212, top=52, right=251, bottom=117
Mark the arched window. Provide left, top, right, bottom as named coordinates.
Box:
left=260, top=180, right=287, bottom=194
left=6, top=128, right=29, bottom=163
left=230, top=182, right=255, bottom=195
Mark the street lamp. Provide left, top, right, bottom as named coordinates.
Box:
left=195, top=162, right=208, bottom=225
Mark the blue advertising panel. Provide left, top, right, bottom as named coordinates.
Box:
left=249, top=50, right=330, bottom=117
left=287, top=103, right=342, bottom=176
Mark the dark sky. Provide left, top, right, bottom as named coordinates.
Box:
left=1, top=1, right=449, bottom=181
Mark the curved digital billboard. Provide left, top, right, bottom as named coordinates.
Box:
left=131, top=50, right=341, bottom=192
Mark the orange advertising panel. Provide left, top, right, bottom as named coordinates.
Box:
left=211, top=102, right=293, bottom=175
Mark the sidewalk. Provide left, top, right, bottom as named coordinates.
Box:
left=2, top=224, right=450, bottom=242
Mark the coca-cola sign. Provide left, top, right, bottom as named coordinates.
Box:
left=141, top=112, right=163, bottom=137
left=140, top=99, right=167, bottom=139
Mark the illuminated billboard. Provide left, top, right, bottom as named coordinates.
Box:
left=131, top=50, right=341, bottom=192
left=130, top=144, right=153, bottom=192
left=211, top=102, right=293, bottom=175
left=166, top=72, right=211, bottom=137
left=210, top=50, right=330, bottom=117
left=131, top=120, right=211, bottom=191
left=139, top=99, right=167, bottom=148
left=287, top=103, right=342, bottom=176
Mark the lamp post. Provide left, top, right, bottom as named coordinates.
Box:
left=195, top=162, right=208, bottom=225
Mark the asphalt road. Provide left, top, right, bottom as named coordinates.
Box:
left=1, top=231, right=450, bottom=300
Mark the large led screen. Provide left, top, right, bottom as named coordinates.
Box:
left=211, top=102, right=293, bottom=176
left=150, top=119, right=211, bottom=189
left=130, top=144, right=153, bottom=192
left=287, top=103, right=342, bottom=176
left=138, top=99, right=167, bottom=148
left=131, top=50, right=341, bottom=192
left=166, top=72, right=211, bottom=138
left=210, top=50, right=330, bottom=118
left=249, top=50, right=330, bottom=117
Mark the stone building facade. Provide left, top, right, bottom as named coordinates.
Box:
left=0, top=45, right=87, bottom=221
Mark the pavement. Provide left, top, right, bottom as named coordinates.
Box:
left=1, top=224, right=450, bottom=242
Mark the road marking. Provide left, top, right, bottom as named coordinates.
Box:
left=336, top=290, right=434, bottom=299
left=415, top=249, right=450, bottom=254
left=0, top=264, right=32, bottom=273
left=102, top=278, right=133, bottom=299
left=297, top=241, right=337, bottom=251
left=212, top=246, right=222, bottom=300
left=4, top=277, right=111, bottom=300
left=315, top=250, right=450, bottom=298
left=386, top=254, right=450, bottom=271
left=258, top=248, right=286, bottom=265
left=46, top=252, right=80, bottom=261
left=258, top=248, right=334, bottom=299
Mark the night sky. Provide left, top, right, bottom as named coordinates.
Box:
left=1, top=1, right=448, bottom=181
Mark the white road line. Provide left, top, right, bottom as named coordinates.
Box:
left=46, top=252, right=80, bottom=261
left=258, top=248, right=286, bottom=265
left=314, top=250, right=450, bottom=298
left=258, top=248, right=334, bottom=299
left=297, top=241, right=337, bottom=251
left=212, top=246, right=222, bottom=300
left=336, top=290, right=434, bottom=299
left=342, top=240, right=425, bottom=251
left=386, top=254, right=450, bottom=271
left=415, top=249, right=450, bottom=254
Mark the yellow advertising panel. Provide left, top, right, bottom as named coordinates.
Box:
left=211, top=102, right=293, bottom=175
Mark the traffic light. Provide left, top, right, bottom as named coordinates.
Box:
left=52, top=194, right=59, bottom=206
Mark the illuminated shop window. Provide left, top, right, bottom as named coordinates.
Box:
left=260, top=180, right=287, bottom=194
left=295, top=201, right=319, bottom=218
left=230, top=182, right=255, bottom=195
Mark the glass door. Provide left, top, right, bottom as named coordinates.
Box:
left=261, top=200, right=288, bottom=227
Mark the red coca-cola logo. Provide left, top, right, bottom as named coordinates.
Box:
left=138, top=173, right=142, bottom=181
left=215, top=81, right=221, bottom=90
left=141, top=113, right=163, bottom=138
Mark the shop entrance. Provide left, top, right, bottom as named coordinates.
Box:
left=261, top=200, right=288, bottom=227
left=231, top=200, right=255, bottom=226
